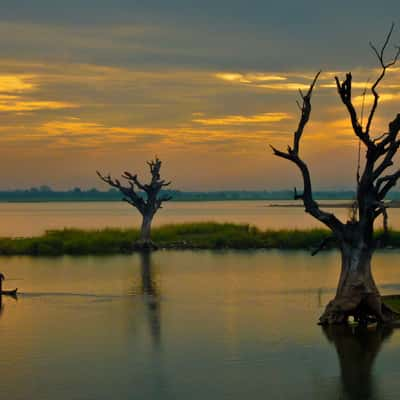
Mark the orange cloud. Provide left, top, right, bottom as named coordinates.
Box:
left=193, top=112, right=291, bottom=125
left=256, top=83, right=311, bottom=91
left=215, top=72, right=287, bottom=84
left=43, top=120, right=104, bottom=135
left=0, top=74, right=36, bottom=92
left=320, top=82, right=372, bottom=89
left=0, top=100, right=76, bottom=112
left=353, top=92, right=400, bottom=106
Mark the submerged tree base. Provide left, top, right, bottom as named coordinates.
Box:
left=317, top=245, right=400, bottom=326
left=319, top=293, right=400, bottom=325
left=132, top=240, right=159, bottom=252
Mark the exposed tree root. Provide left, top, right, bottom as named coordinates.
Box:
left=319, top=293, right=400, bottom=325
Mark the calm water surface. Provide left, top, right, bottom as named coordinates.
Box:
left=1, top=250, right=400, bottom=399
left=0, top=200, right=397, bottom=236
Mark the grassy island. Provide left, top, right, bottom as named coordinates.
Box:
left=0, top=222, right=399, bottom=256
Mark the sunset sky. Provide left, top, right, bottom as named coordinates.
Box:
left=1, top=0, right=400, bottom=190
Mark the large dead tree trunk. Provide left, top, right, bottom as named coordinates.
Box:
left=320, top=233, right=388, bottom=324
left=97, top=157, right=172, bottom=250
left=271, top=25, right=400, bottom=325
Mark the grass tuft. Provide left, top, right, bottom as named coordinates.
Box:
left=0, top=222, right=399, bottom=255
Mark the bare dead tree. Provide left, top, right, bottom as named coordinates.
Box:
left=271, top=25, right=400, bottom=325
left=97, top=157, right=172, bottom=249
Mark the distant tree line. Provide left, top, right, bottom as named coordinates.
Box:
left=2, top=187, right=400, bottom=202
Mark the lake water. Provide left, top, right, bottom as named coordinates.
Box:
left=0, top=200, right=398, bottom=237
left=1, top=250, right=400, bottom=399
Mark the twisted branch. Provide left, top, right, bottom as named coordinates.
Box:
left=96, top=170, right=145, bottom=213
left=97, top=157, right=173, bottom=215
left=271, top=72, right=343, bottom=235
left=367, top=23, right=400, bottom=136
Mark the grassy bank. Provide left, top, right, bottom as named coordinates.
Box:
left=382, top=296, right=400, bottom=313
left=0, top=222, right=398, bottom=256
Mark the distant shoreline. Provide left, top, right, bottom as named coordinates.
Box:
left=1, top=189, right=400, bottom=203
left=268, top=201, right=400, bottom=208
left=1, top=199, right=400, bottom=209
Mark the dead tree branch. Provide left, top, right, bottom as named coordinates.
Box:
left=97, top=157, right=172, bottom=245
left=311, top=236, right=336, bottom=256
left=96, top=171, right=146, bottom=213
left=367, top=23, right=400, bottom=136
left=271, top=72, right=344, bottom=235
left=333, top=25, right=400, bottom=222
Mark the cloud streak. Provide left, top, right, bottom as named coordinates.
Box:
left=0, top=100, right=76, bottom=112
left=0, top=74, right=36, bottom=92
left=193, top=112, right=291, bottom=125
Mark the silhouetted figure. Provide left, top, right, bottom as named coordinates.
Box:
left=0, top=273, right=4, bottom=293
left=322, top=325, right=393, bottom=399
left=0, top=274, right=18, bottom=318
left=0, top=273, right=17, bottom=296
left=271, top=25, right=400, bottom=324
left=97, top=157, right=172, bottom=250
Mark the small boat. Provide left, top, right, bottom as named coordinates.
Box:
left=0, top=274, right=18, bottom=296
left=0, top=288, right=18, bottom=296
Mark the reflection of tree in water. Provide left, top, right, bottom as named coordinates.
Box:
left=131, top=252, right=161, bottom=348
left=134, top=253, right=174, bottom=399
left=322, top=324, right=394, bottom=400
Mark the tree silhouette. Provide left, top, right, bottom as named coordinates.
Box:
left=271, top=25, right=400, bottom=324
left=97, top=157, right=172, bottom=249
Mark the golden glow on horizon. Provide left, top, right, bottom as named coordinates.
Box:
left=0, top=59, right=398, bottom=188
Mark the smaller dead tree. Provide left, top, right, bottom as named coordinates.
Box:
left=97, top=157, right=172, bottom=249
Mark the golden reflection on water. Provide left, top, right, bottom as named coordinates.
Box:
left=0, top=250, right=400, bottom=399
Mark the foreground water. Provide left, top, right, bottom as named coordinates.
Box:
left=0, top=200, right=398, bottom=236
left=1, top=250, right=400, bottom=399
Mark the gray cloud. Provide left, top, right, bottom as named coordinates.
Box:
left=0, top=2, right=399, bottom=70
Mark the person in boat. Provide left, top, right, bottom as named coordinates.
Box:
left=0, top=273, right=17, bottom=296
